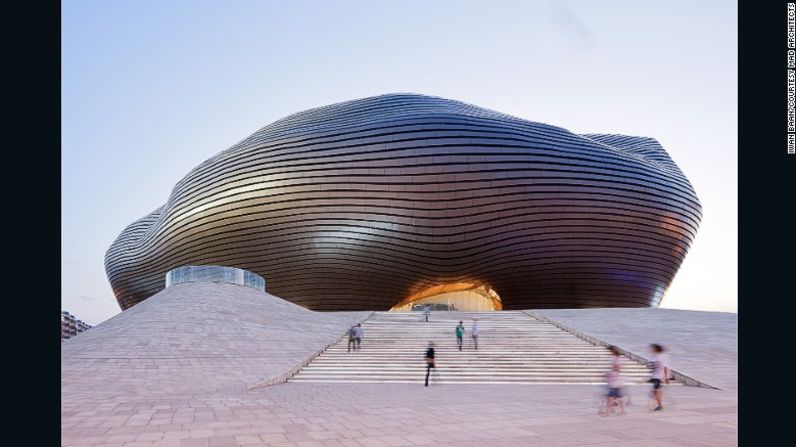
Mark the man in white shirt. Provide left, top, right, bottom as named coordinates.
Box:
left=471, top=320, right=480, bottom=350
left=353, top=324, right=364, bottom=351
left=648, top=344, right=670, bottom=411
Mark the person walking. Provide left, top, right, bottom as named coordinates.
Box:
left=353, top=323, right=364, bottom=351
left=603, top=366, right=626, bottom=415
left=455, top=321, right=464, bottom=351
left=648, top=344, right=670, bottom=411
left=471, top=320, right=479, bottom=350
left=602, top=346, right=626, bottom=415
left=423, top=305, right=431, bottom=322
left=424, top=342, right=437, bottom=386
left=610, top=346, right=633, bottom=406
left=347, top=325, right=357, bottom=353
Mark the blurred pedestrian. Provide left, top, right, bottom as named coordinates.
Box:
left=424, top=342, right=438, bottom=386
left=423, top=305, right=431, bottom=322
left=471, top=320, right=479, bottom=350
left=648, top=344, right=670, bottom=411
left=455, top=321, right=464, bottom=351
left=602, top=346, right=626, bottom=415
left=611, top=346, right=633, bottom=406
left=609, top=345, right=623, bottom=379
left=353, top=323, right=364, bottom=351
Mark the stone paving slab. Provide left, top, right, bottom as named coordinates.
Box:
left=62, top=383, right=736, bottom=446
left=62, top=283, right=369, bottom=398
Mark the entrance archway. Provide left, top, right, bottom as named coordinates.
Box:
left=389, top=283, right=502, bottom=312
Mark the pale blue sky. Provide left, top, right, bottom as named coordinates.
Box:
left=62, top=0, right=737, bottom=325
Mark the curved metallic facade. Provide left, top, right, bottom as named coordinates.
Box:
left=105, top=93, right=701, bottom=311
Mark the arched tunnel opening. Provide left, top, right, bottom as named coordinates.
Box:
left=389, top=283, right=502, bottom=312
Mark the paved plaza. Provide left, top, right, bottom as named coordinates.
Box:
left=62, top=283, right=737, bottom=446
left=62, top=382, right=737, bottom=447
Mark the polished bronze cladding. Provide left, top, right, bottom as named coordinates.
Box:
left=105, top=93, right=702, bottom=311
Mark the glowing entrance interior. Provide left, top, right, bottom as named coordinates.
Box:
left=389, top=283, right=502, bottom=312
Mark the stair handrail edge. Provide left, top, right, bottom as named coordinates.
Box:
left=249, top=311, right=376, bottom=389
left=523, top=310, right=719, bottom=390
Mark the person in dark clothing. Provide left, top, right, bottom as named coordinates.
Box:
left=347, top=326, right=357, bottom=353
left=424, top=342, right=437, bottom=386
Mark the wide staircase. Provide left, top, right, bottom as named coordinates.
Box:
left=289, top=311, right=656, bottom=385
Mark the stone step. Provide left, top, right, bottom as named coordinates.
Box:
left=300, top=368, right=651, bottom=375
left=310, top=357, right=646, bottom=363
left=290, top=371, right=645, bottom=383
left=291, top=378, right=650, bottom=383
left=289, top=379, right=661, bottom=385
left=291, top=311, right=666, bottom=385
left=329, top=339, right=598, bottom=342
left=290, top=377, right=651, bottom=384
left=326, top=347, right=613, bottom=350
left=319, top=352, right=622, bottom=357
left=306, top=363, right=648, bottom=369
left=306, top=365, right=648, bottom=371
left=337, top=358, right=636, bottom=364
left=338, top=339, right=588, bottom=341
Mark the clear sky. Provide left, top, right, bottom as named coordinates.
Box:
left=62, top=0, right=738, bottom=325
